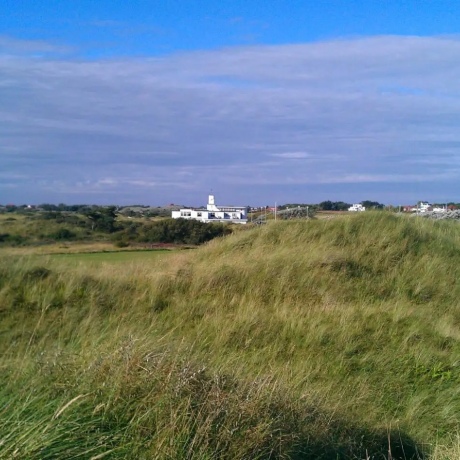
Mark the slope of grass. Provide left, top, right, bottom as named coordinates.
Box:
left=152, top=214, right=460, bottom=437
left=1, top=213, right=460, bottom=458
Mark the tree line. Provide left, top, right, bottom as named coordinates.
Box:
left=278, top=200, right=385, bottom=211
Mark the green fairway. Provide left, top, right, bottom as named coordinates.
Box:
left=48, top=249, right=174, bottom=266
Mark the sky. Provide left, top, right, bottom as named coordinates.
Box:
left=1, top=1, right=460, bottom=206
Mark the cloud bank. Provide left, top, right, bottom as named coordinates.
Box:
left=1, top=35, right=460, bottom=205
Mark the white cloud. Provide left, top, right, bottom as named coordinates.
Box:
left=1, top=35, right=460, bottom=205
left=0, top=35, right=72, bottom=56
left=271, top=152, right=311, bottom=159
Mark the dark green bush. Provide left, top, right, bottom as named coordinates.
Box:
left=114, top=218, right=232, bottom=245
left=48, top=228, right=77, bottom=240
left=0, top=233, right=10, bottom=242
left=0, top=234, right=28, bottom=245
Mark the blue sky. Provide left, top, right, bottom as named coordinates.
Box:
left=1, top=1, right=460, bottom=206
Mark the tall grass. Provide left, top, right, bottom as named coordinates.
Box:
left=1, top=213, right=460, bottom=458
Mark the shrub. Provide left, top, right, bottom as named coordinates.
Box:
left=48, top=228, right=77, bottom=241
left=114, top=218, right=232, bottom=245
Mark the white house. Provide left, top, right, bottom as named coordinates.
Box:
left=348, top=204, right=366, bottom=212
left=415, top=202, right=446, bottom=213
left=415, top=202, right=431, bottom=213
left=171, top=195, right=248, bottom=224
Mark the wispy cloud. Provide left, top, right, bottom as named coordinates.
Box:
left=271, top=152, right=312, bottom=159
left=0, top=35, right=72, bottom=56
left=1, top=35, right=460, bottom=205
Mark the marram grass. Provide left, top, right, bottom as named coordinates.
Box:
left=1, top=213, right=460, bottom=458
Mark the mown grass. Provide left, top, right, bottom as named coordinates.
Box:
left=1, top=212, right=460, bottom=458
left=47, top=249, right=173, bottom=266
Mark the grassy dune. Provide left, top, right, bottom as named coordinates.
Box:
left=1, top=213, right=460, bottom=458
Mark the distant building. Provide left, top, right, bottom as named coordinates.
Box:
left=348, top=204, right=365, bottom=212
left=414, top=202, right=447, bottom=213
left=416, top=202, right=432, bottom=213
left=172, top=195, right=248, bottom=224
left=403, top=202, right=447, bottom=213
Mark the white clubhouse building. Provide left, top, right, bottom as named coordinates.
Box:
left=172, top=195, right=248, bottom=224
left=348, top=203, right=366, bottom=212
